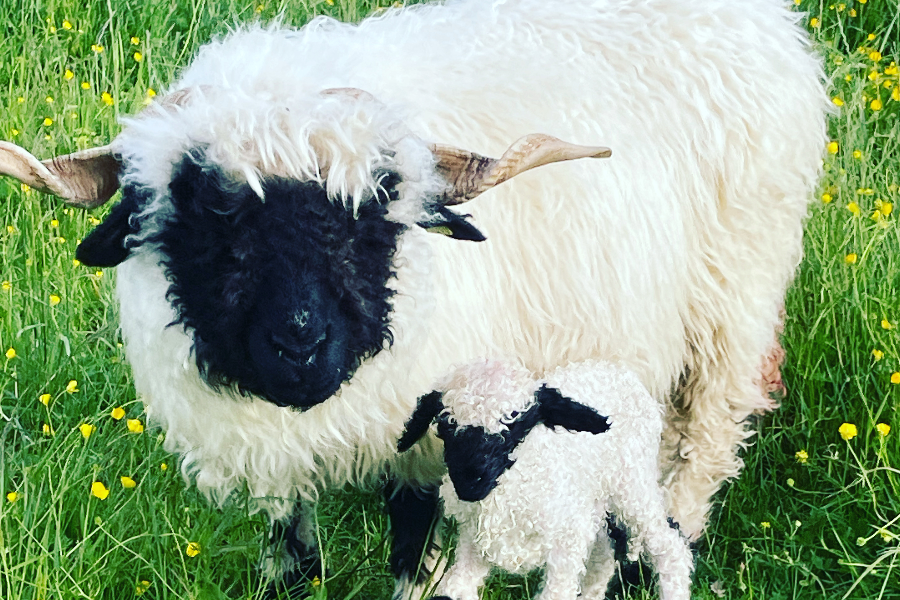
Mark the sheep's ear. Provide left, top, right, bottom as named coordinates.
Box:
left=398, top=391, right=445, bottom=452
left=417, top=205, right=486, bottom=242
left=75, top=192, right=141, bottom=267
left=535, top=384, right=611, bottom=434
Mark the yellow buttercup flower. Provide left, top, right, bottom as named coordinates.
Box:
left=876, top=423, right=890, bottom=437
left=882, top=319, right=893, bottom=330
left=839, top=423, right=858, bottom=440
left=73, top=259, right=81, bottom=267
left=95, top=270, right=104, bottom=279
left=133, top=52, right=142, bottom=62
left=795, top=449, right=808, bottom=463
left=160, top=463, right=168, bottom=471
left=6, top=491, right=18, bottom=503
left=5, top=348, right=15, bottom=359
left=101, top=92, right=114, bottom=106
left=91, top=44, right=104, bottom=53
left=852, top=150, right=862, bottom=159
left=64, top=69, right=74, bottom=80
left=49, top=294, right=61, bottom=306
left=43, top=117, right=53, bottom=127
left=81, top=81, right=91, bottom=90
left=131, top=36, right=140, bottom=45
left=809, top=17, right=819, bottom=28
left=39, top=393, right=50, bottom=405
left=872, top=349, right=884, bottom=361
left=869, top=51, right=882, bottom=62
left=66, top=380, right=79, bottom=393
left=844, top=253, right=857, bottom=264
left=147, top=88, right=156, bottom=98
left=879, top=202, right=892, bottom=216
left=871, top=98, right=883, bottom=111
left=760, top=521, right=772, bottom=529
left=185, top=542, right=201, bottom=557
left=892, top=372, right=900, bottom=385
left=91, top=481, right=109, bottom=500
left=827, top=141, right=839, bottom=154
left=135, top=580, right=151, bottom=595
left=62, top=20, right=72, bottom=30
left=846, top=202, right=860, bottom=215
left=111, top=407, right=125, bottom=420
left=127, top=419, right=144, bottom=433
left=1, top=281, right=9, bottom=291
left=893, top=87, right=900, bottom=102
left=832, top=97, right=844, bottom=107
left=42, top=423, right=54, bottom=436
left=121, top=476, right=137, bottom=489
left=79, top=423, right=96, bottom=439
left=821, top=193, right=832, bottom=203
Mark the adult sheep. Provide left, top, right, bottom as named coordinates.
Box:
left=0, top=0, right=827, bottom=596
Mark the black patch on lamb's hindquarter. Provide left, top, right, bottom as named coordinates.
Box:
left=150, top=151, right=406, bottom=409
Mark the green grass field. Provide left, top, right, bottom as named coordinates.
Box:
left=0, top=0, right=898, bottom=598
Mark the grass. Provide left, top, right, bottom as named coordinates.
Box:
left=0, top=0, right=898, bottom=598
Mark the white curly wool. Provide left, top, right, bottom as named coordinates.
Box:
left=111, top=0, right=827, bottom=545
left=435, top=359, right=692, bottom=600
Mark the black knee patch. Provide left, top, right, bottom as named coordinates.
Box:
left=264, top=510, right=322, bottom=598
left=386, top=480, right=441, bottom=584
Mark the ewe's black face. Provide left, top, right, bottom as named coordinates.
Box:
left=79, top=153, right=405, bottom=409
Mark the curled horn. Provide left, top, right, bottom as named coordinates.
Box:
left=430, top=133, right=612, bottom=205
left=0, top=88, right=202, bottom=208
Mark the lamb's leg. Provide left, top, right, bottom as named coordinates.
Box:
left=433, top=527, right=491, bottom=600
left=578, top=525, right=616, bottom=600
left=262, top=500, right=321, bottom=598
left=535, top=529, right=595, bottom=600
left=641, top=524, right=693, bottom=600
left=386, top=480, right=444, bottom=600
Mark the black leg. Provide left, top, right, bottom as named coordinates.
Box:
left=385, top=480, right=442, bottom=599
left=263, top=501, right=322, bottom=599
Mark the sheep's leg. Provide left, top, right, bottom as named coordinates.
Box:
left=534, top=529, right=595, bottom=600
left=431, top=526, right=491, bottom=600
left=386, top=481, right=444, bottom=600
left=262, top=500, right=321, bottom=598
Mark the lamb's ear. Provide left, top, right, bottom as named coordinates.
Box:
left=75, top=192, right=141, bottom=267
left=535, top=384, right=611, bottom=434
left=398, top=391, right=445, bottom=452
left=417, top=205, right=486, bottom=242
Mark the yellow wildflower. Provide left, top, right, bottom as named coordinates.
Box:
left=886, top=63, right=898, bottom=76
left=131, top=36, right=140, bottom=45
left=839, top=423, right=858, bottom=440
left=63, top=20, right=72, bottom=30
left=49, top=25, right=56, bottom=33
left=185, top=542, right=201, bottom=557
left=101, top=92, right=114, bottom=106
left=786, top=478, right=795, bottom=487
left=43, top=117, right=53, bottom=127
left=45, top=95, right=53, bottom=104
left=64, top=69, right=74, bottom=80
left=827, top=141, right=839, bottom=154
left=81, top=81, right=90, bottom=90
left=147, top=88, right=156, bottom=98
left=42, top=423, right=55, bottom=436
left=65, top=380, right=79, bottom=393
left=91, top=44, right=104, bottom=53
left=120, top=476, right=137, bottom=489
left=6, top=491, right=17, bottom=503
left=135, top=580, right=151, bottom=595
left=845, top=74, right=853, bottom=82
left=111, top=406, right=125, bottom=420
left=95, top=270, right=104, bottom=279
left=872, top=349, right=884, bottom=361
left=832, top=97, right=844, bottom=107
left=91, top=481, right=109, bottom=500
left=79, top=423, right=96, bottom=439
left=50, top=219, right=59, bottom=228
left=49, top=294, right=61, bottom=306
left=876, top=423, right=891, bottom=437
left=847, top=202, right=860, bottom=215
left=881, top=202, right=893, bottom=216
left=850, top=8, right=856, bottom=16
left=39, top=393, right=50, bottom=405
left=893, top=87, right=900, bottom=102
left=809, top=17, right=819, bottom=28
left=311, top=576, right=321, bottom=587
left=870, top=51, right=882, bottom=62
left=256, top=4, right=264, bottom=12
left=160, top=462, right=168, bottom=471
left=133, top=52, right=142, bottom=63
left=844, top=253, right=857, bottom=264
left=761, top=521, right=772, bottom=529
left=127, top=418, right=144, bottom=433
left=5, top=348, right=16, bottom=359
left=882, top=319, right=893, bottom=330
left=73, top=259, right=81, bottom=267
left=892, top=372, right=900, bottom=385
left=10, top=128, right=18, bottom=137
left=1, top=281, right=10, bottom=291
left=795, top=449, right=808, bottom=463
left=871, top=98, right=883, bottom=111
left=852, top=150, right=862, bottom=159
left=821, top=193, right=832, bottom=203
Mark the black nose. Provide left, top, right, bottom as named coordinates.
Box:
left=270, top=328, right=327, bottom=368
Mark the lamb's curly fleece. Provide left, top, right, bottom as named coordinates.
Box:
left=437, top=359, right=692, bottom=600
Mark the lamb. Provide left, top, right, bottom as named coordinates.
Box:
left=398, top=359, right=693, bottom=600
left=0, top=0, right=827, bottom=595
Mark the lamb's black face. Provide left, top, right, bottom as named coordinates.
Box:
left=80, top=152, right=405, bottom=408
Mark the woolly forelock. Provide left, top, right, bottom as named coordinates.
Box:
left=436, top=359, right=538, bottom=435
left=111, top=0, right=828, bottom=532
